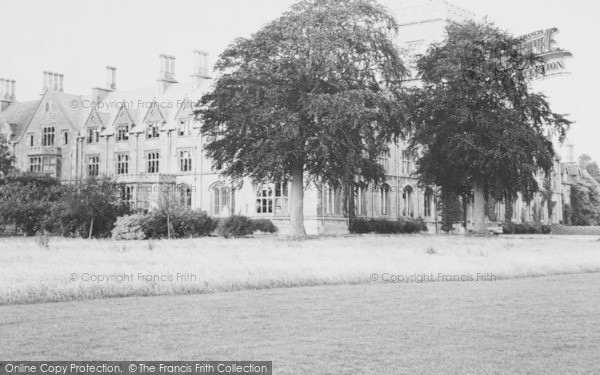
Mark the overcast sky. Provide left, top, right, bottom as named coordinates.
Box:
left=1, top=0, right=595, bottom=162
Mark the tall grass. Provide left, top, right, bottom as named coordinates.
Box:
left=1, top=235, right=599, bottom=305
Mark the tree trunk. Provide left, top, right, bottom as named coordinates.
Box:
left=473, top=183, right=487, bottom=233
left=290, top=165, right=307, bottom=237
left=88, top=217, right=94, bottom=239
left=167, top=214, right=171, bottom=239
left=346, top=182, right=356, bottom=233
left=505, top=195, right=513, bottom=222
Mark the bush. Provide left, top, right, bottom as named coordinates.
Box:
left=352, top=219, right=372, bottom=234
left=171, top=210, right=217, bottom=238
left=250, top=219, right=278, bottom=234
left=112, top=214, right=148, bottom=240
left=112, top=209, right=215, bottom=240
left=502, top=221, right=551, bottom=235
left=216, top=215, right=254, bottom=238
left=351, top=218, right=426, bottom=235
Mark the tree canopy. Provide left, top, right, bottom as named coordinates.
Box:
left=405, top=20, right=572, bottom=231
left=198, top=0, right=408, bottom=235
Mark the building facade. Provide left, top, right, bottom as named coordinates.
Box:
left=0, top=1, right=567, bottom=235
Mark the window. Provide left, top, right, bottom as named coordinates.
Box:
left=29, top=134, right=34, bottom=147
left=256, top=182, right=288, bottom=215
left=116, top=124, right=129, bottom=141
left=401, top=150, right=411, bottom=175
left=356, top=185, right=368, bottom=216
left=87, top=156, right=99, bottom=177
left=380, top=184, right=391, bottom=216
left=63, top=131, right=69, bottom=145
left=179, top=149, right=192, bottom=172
left=147, top=151, right=160, bottom=173
left=87, top=127, right=99, bottom=144
left=42, top=126, right=55, bottom=146
left=178, top=118, right=191, bottom=137
left=379, top=150, right=390, bottom=173
left=146, top=122, right=160, bottom=139
left=116, top=153, right=129, bottom=175
left=179, top=184, right=193, bottom=208
left=402, top=185, right=414, bottom=217
left=212, top=184, right=231, bottom=215
left=29, top=157, right=42, bottom=173
left=324, top=185, right=340, bottom=215
left=120, top=185, right=135, bottom=208
left=424, top=188, right=433, bottom=218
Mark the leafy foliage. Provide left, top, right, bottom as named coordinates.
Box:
left=351, top=218, right=425, bottom=234
left=198, top=0, right=408, bottom=235
left=112, top=210, right=217, bottom=240
left=405, top=20, right=571, bottom=227
left=0, top=172, right=63, bottom=235
left=0, top=139, right=14, bottom=176
left=250, top=219, right=279, bottom=234
left=216, top=216, right=254, bottom=238
left=50, top=177, right=131, bottom=238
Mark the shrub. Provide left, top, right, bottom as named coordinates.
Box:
left=369, top=220, right=402, bottom=234
left=416, top=218, right=429, bottom=232
left=216, top=215, right=254, bottom=238
left=112, top=210, right=215, bottom=240
left=502, top=222, right=514, bottom=234
left=401, top=220, right=421, bottom=234
left=112, top=214, right=148, bottom=240
left=351, top=219, right=426, bottom=235
left=250, top=219, right=278, bottom=234
left=351, top=219, right=372, bottom=234
left=541, top=225, right=552, bottom=234
left=171, top=210, right=217, bottom=238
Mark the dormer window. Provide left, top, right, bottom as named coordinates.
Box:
left=116, top=124, right=129, bottom=141
left=87, top=127, right=99, bottom=144
left=178, top=118, right=192, bottom=137
left=146, top=122, right=160, bottom=139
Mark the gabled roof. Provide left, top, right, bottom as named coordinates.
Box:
left=0, top=100, right=41, bottom=141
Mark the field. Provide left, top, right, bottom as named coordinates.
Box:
left=1, top=273, right=599, bottom=374
left=1, top=234, right=600, bottom=305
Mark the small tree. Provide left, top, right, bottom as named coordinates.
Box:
left=198, top=0, right=407, bottom=236
left=0, top=138, right=14, bottom=176
left=406, top=20, right=571, bottom=234
left=0, top=172, right=63, bottom=236
left=51, top=177, right=131, bottom=238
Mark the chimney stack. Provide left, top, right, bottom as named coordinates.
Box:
left=10, top=80, right=15, bottom=100
left=0, top=77, right=15, bottom=113
left=106, top=66, right=117, bottom=90
left=567, top=144, right=575, bottom=163
left=43, top=72, right=64, bottom=93
left=159, top=54, right=176, bottom=81
left=157, top=54, right=177, bottom=95
left=192, top=50, right=210, bottom=89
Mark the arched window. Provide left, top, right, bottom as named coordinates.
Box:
left=211, top=183, right=231, bottom=216
left=403, top=185, right=414, bottom=217
left=380, top=184, right=391, bottom=216
left=424, top=187, right=433, bottom=218
left=256, top=182, right=288, bottom=215
left=178, top=184, right=192, bottom=209
left=356, top=184, right=368, bottom=216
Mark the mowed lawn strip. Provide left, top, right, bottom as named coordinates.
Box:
left=1, top=274, right=599, bottom=374
left=1, top=235, right=600, bottom=305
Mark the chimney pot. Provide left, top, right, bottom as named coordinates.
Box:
left=0, top=79, right=5, bottom=99
left=10, top=80, right=15, bottom=100
left=4, top=80, right=10, bottom=100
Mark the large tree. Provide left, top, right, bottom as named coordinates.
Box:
left=198, top=0, right=407, bottom=236
left=406, top=20, right=571, bottom=233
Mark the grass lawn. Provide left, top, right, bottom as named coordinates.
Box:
left=1, top=235, right=600, bottom=305
left=1, top=273, right=599, bottom=374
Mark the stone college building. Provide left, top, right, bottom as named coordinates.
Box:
left=0, top=0, right=567, bottom=234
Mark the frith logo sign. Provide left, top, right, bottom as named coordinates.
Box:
left=520, top=27, right=573, bottom=79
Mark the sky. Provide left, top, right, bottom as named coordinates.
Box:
left=0, top=0, right=596, bottom=162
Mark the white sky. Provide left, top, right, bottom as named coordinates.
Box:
left=1, top=0, right=596, bottom=162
